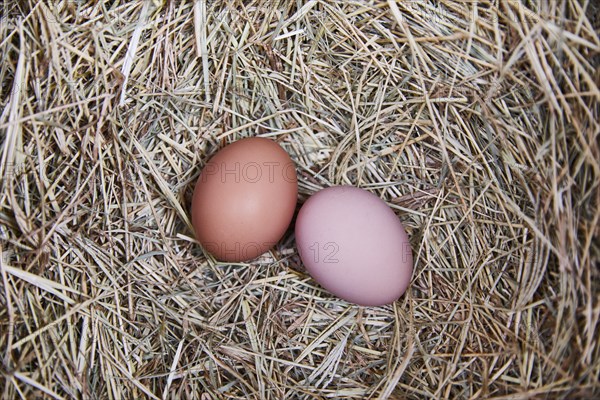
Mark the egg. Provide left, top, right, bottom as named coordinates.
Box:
left=191, top=137, right=297, bottom=262
left=295, top=186, right=413, bottom=306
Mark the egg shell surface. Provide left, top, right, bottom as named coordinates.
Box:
left=191, top=137, right=297, bottom=262
left=295, top=186, right=413, bottom=306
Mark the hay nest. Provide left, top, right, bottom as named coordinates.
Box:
left=1, top=1, right=599, bottom=399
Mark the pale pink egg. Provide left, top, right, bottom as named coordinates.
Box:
left=295, top=186, right=413, bottom=306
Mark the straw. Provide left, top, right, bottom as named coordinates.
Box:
left=0, top=1, right=598, bottom=398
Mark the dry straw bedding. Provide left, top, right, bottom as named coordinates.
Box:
left=0, top=0, right=599, bottom=399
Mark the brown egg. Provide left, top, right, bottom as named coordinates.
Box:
left=191, top=137, right=298, bottom=262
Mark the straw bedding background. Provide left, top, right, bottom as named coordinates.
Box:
left=0, top=1, right=598, bottom=399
